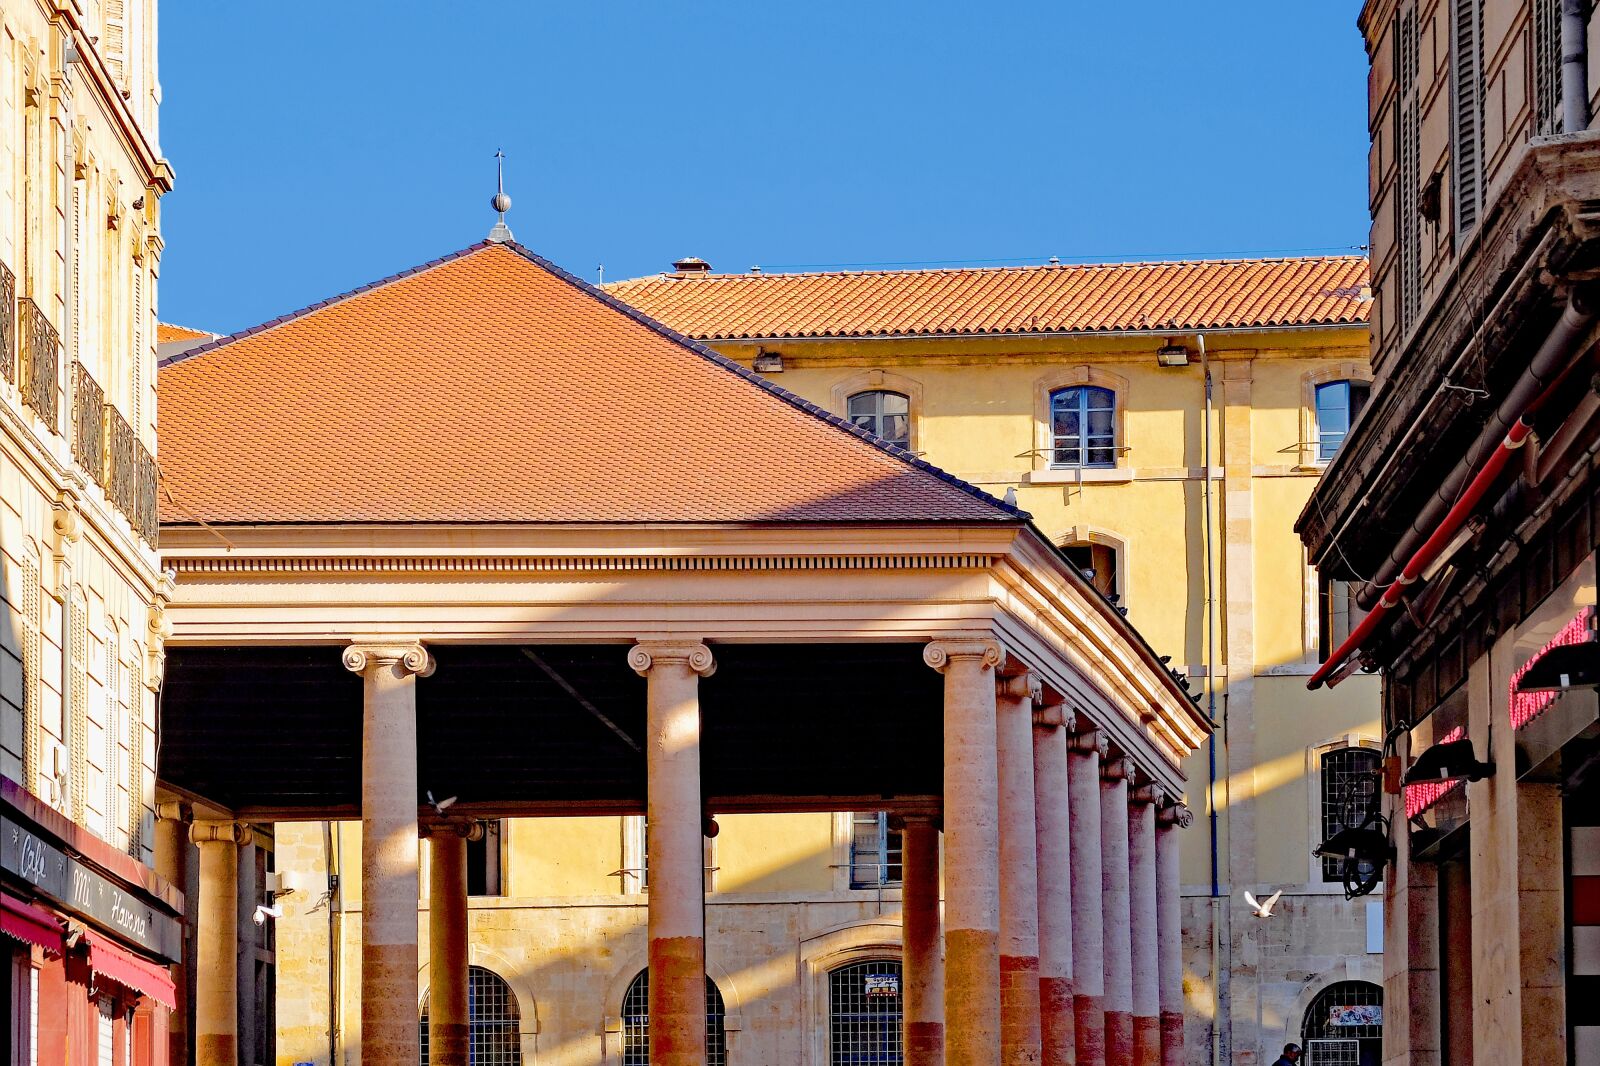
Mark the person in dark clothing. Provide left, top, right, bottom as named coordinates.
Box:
left=1272, top=1045, right=1302, bottom=1066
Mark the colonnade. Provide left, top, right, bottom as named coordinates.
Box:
left=165, top=638, right=1190, bottom=1066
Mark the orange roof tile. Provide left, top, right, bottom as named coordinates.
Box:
left=157, top=243, right=1022, bottom=526
left=156, top=322, right=213, bottom=344
left=603, top=256, right=1371, bottom=340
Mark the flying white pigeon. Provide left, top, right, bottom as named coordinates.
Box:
left=1243, top=890, right=1282, bottom=918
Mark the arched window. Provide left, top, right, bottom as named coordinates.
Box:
left=847, top=390, right=911, bottom=448
left=829, top=959, right=904, bottom=1065
left=1062, top=540, right=1120, bottom=601
left=1319, top=746, right=1382, bottom=883
left=1049, top=386, right=1116, bottom=468
left=1314, top=380, right=1370, bottom=462
left=419, top=966, right=521, bottom=1066
left=621, top=969, right=728, bottom=1066
left=1301, top=980, right=1382, bottom=1065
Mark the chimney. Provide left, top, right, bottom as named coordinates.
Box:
left=671, top=256, right=712, bottom=275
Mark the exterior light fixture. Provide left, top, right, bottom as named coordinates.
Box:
left=1156, top=343, right=1191, bottom=368
left=1313, top=826, right=1392, bottom=883
left=1401, top=737, right=1493, bottom=786
left=1515, top=641, right=1600, bottom=693
left=753, top=349, right=784, bottom=373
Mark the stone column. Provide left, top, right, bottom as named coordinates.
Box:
left=343, top=642, right=434, bottom=1066
left=899, top=814, right=944, bottom=1066
left=1101, top=757, right=1134, bottom=1066
left=996, top=666, right=1043, bottom=1066
left=426, top=819, right=483, bottom=1066
left=1068, top=726, right=1108, bottom=1066
left=154, top=802, right=193, bottom=1066
left=1128, top=783, right=1164, bottom=1066
left=629, top=641, right=716, bottom=1066
left=1155, top=803, right=1191, bottom=1066
left=1033, top=699, right=1074, bottom=1066
left=191, top=820, right=251, bottom=1066
left=924, top=637, right=1003, bottom=1066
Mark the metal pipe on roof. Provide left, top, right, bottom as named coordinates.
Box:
left=1564, top=0, right=1592, bottom=133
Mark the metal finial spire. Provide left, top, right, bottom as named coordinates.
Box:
left=487, top=149, right=514, bottom=243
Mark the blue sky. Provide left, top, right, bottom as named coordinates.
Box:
left=157, top=3, right=1371, bottom=334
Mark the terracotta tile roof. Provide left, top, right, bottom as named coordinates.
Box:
left=603, top=256, right=1372, bottom=340
left=156, top=243, right=1022, bottom=526
left=156, top=322, right=213, bottom=343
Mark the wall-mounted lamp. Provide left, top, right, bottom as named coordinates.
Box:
left=1515, top=641, right=1600, bottom=693
left=1156, top=342, right=1191, bottom=368
left=753, top=349, right=784, bottom=373
left=1401, top=737, right=1493, bottom=786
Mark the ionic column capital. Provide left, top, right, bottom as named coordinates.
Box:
left=343, top=641, right=435, bottom=678
left=1130, top=783, right=1167, bottom=808
left=1069, top=725, right=1109, bottom=758
left=922, top=637, right=1002, bottom=674
left=189, top=820, right=252, bottom=847
left=997, top=668, right=1041, bottom=704
left=1032, top=700, right=1074, bottom=731
left=420, top=818, right=485, bottom=841
left=155, top=800, right=192, bottom=824
left=1101, top=756, right=1133, bottom=782
left=627, top=641, right=716, bottom=678
left=1158, top=802, right=1194, bottom=829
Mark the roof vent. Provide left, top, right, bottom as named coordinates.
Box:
left=672, top=256, right=712, bottom=275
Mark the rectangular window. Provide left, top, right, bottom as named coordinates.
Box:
left=1320, top=747, right=1382, bottom=882
left=849, top=812, right=903, bottom=889
left=1535, top=0, right=1563, bottom=135
left=1452, top=0, right=1482, bottom=241
left=1319, top=573, right=1367, bottom=662
left=467, top=819, right=505, bottom=897
left=1315, top=380, right=1370, bottom=462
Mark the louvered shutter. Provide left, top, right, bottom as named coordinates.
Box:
left=1396, top=5, right=1423, bottom=333
left=1453, top=0, right=1482, bottom=240
left=68, top=594, right=87, bottom=823
left=20, top=555, right=42, bottom=795
left=1535, top=0, right=1563, bottom=135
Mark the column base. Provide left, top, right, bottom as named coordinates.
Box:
left=429, top=1020, right=469, bottom=1066
left=649, top=935, right=707, bottom=1065
left=945, top=927, right=1002, bottom=1061
left=1000, top=953, right=1043, bottom=1063
left=1104, top=1010, right=1134, bottom=1066
left=1040, top=976, right=1075, bottom=1065
left=1132, top=1015, right=1160, bottom=1066
left=196, top=1033, right=237, bottom=1066
left=362, top=942, right=422, bottom=1063
left=1159, top=1010, right=1184, bottom=1066
left=906, top=1020, right=945, bottom=1066
left=1074, top=995, right=1106, bottom=1066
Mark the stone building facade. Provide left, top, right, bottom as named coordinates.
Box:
left=0, top=0, right=180, bottom=1063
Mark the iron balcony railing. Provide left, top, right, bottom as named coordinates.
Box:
left=107, top=406, right=137, bottom=523
left=0, top=261, right=14, bottom=385
left=18, top=298, right=58, bottom=432
left=71, top=362, right=105, bottom=480
left=135, top=443, right=158, bottom=547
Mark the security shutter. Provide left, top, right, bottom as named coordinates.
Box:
left=1452, top=0, right=1482, bottom=240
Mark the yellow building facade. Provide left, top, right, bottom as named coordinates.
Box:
left=255, top=255, right=1384, bottom=1066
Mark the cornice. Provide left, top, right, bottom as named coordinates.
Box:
left=47, top=4, right=171, bottom=194
left=166, top=551, right=998, bottom=576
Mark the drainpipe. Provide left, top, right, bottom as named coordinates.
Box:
left=1356, top=291, right=1598, bottom=610
left=1564, top=0, right=1591, bottom=133
left=1198, top=333, right=1226, bottom=1066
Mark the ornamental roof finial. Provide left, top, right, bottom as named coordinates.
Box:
left=487, top=149, right=514, bottom=243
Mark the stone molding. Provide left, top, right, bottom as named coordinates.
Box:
left=627, top=641, right=716, bottom=678
left=154, top=800, right=192, bottom=824
left=1069, top=725, right=1109, bottom=758
left=168, top=552, right=998, bottom=575
left=997, top=668, right=1042, bottom=703
left=342, top=641, right=435, bottom=678
left=1033, top=700, right=1073, bottom=730
left=1101, top=756, right=1133, bottom=782
left=1130, top=783, right=1167, bottom=807
left=1157, top=802, right=1194, bottom=829
left=189, top=820, right=252, bottom=847
left=922, top=637, right=1002, bottom=673
left=419, top=818, right=485, bottom=841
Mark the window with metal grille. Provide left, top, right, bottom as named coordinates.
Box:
left=1320, top=748, right=1382, bottom=882
left=1049, top=386, right=1116, bottom=468
left=1062, top=541, right=1119, bottom=601
left=827, top=960, right=904, bottom=1065
left=1315, top=381, right=1369, bottom=463
left=847, top=391, right=911, bottom=448
left=1451, top=0, right=1483, bottom=241
left=419, top=966, right=521, bottom=1066
left=1534, top=0, right=1563, bottom=135
left=849, top=812, right=903, bottom=889
left=620, top=969, right=727, bottom=1066
left=1302, top=980, right=1382, bottom=1066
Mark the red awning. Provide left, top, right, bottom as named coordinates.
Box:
left=1, top=892, right=64, bottom=953
left=84, top=930, right=176, bottom=1010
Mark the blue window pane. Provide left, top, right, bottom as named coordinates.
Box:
left=1315, top=381, right=1368, bottom=462
left=1049, top=386, right=1116, bottom=468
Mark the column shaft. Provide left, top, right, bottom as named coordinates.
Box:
left=1101, top=762, right=1134, bottom=1066
left=926, top=638, right=1003, bottom=1066
left=1069, top=731, right=1107, bottom=1066
left=345, top=643, right=433, bottom=1066
left=1128, top=790, right=1161, bottom=1066
left=192, top=822, right=248, bottom=1066
left=997, top=671, right=1043, bottom=1066
left=155, top=804, right=192, bottom=1066
left=1033, top=707, right=1074, bottom=1066
left=1155, top=809, right=1189, bottom=1066
left=631, top=642, right=715, bottom=1066
left=429, top=830, right=471, bottom=1066
left=901, top=817, right=944, bottom=1066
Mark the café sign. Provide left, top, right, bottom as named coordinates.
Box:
left=1, top=817, right=181, bottom=961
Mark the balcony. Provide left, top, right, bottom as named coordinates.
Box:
left=135, top=444, right=158, bottom=547
left=107, top=406, right=137, bottom=525
left=72, top=361, right=105, bottom=481
left=0, top=261, right=14, bottom=385
left=19, top=297, right=58, bottom=432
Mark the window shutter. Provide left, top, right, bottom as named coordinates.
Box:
left=1396, top=5, right=1423, bottom=334
left=1452, top=0, right=1482, bottom=240
left=20, top=555, right=42, bottom=795
left=68, top=595, right=87, bottom=824
left=1535, top=0, right=1563, bottom=135
left=128, top=651, right=144, bottom=857
left=104, top=638, right=120, bottom=849
left=104, top=0, right=127, bottom=88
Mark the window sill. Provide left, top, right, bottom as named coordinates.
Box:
left=1025, top=467, right=1134, bottom=485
